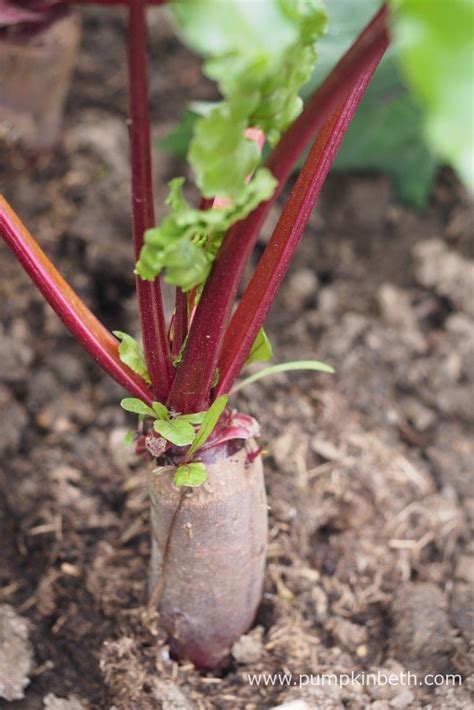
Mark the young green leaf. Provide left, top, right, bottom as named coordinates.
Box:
left=120, top=398, right=156, bottom=417
left=232, top=360, right=335, bottom=393
left=153, top=419, right=196, bottom=447
left=244, top=328, right=273, bottom=366
left=178, top=412, right=206, bottom=424
left=137, top=0, right=327, bottom=291
left=186, top=395, right=229, bottom=459
left=174, top=462, right=207, bottom=488
left=113, top=330, right=151, bottom=385
left=136, top=172, right=276, bottom=289
left=152, top=401, right=169, bottom=420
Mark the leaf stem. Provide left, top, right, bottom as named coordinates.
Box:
left=127, top=0, right=172, bottom=401
left=216, top=54, right=386, bottom=395
left=167, top=132, right=264, bottom=413
left=167, top=5, right=389, bottom=412
left=172, top=288, right=188, bottom=358
left=0, top=197, right=153, bottom=404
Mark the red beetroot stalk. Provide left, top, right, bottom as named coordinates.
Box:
left=167, top=129, right=265, bottom=413
left=127, top=0, right=172, bottom=402
left=216, top=59, right=383, bottom=396
left=264, top=5, right=389, bottom=203
left=172, top=288, right=188, bottom=358
left=168, top=7, right=389, bottom=413
left=213, top=6, right=389, bottom=310
left=0, top=197, right=153, bottom=404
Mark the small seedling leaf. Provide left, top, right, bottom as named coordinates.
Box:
left=178, top=412, right=206, bottom=424
left=152, top=401, right=169, bottom=420
left=174, top=462, right=207, bottom=488
left=233, top=360, right=335, bottom=393
left=113, top=330, right=151, bottom=384
left=186, top=395, right=229, bottom=459
left=120, top=398, right=156, bottom=417
left=245, top=327, right=273, bottom=366
left=153, top=419, right=196, bottom=447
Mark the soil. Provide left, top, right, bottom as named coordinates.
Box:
left=0, top=6, right=473, bottom=709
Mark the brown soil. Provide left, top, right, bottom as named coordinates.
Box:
left=1, top=7, right=473, bottom=709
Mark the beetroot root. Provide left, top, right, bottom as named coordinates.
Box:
left=149, top=443, right=267, bottom=669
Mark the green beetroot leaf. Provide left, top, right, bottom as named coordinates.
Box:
left=174, top=462, right=207, bottom=487
left=136, top=0, right=327, bottom=293
left=153, top=419, right=196, bottom=447
left=390, top=0, right=474, bottom=191
left=244, top=328, right=273, bottom=367
left=120, top=398, right=155, bottom=418
left=135, top=172, right=275, bottom=289
left=178, top=0, right=327, bottom=199
left=185, top=395, right=229, bottom=459
left=113, top=330, right=151, bottom=385
left=233, top=360, right=335, bottom=393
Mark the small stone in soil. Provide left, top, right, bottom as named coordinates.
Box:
left=389, top=689, right=415, bottom=709
left=231, top=626, right=264, bottom=664
left=0, top=605, right=33, bottom=701
left=273, top=683, right=344, bottom=709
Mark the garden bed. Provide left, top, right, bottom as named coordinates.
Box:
left=0, top=7, right=472, bottom=709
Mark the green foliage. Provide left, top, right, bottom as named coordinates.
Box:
left=174, top=462, right=207, bottom=487
left=135, top=172, right=276, bottom=289
left=302, top=0, right=437, bottom=208
left=390, top=0, right=474, bottom=191
left=233, top=360, right=335, bottom=393
left=179, top=412, right=206, bottom=424
left=170, top=0, right=327, bottom=149
left=160, top=0, right=473, bottom=207
left=113, top=330, right=151, bottom=384
left=189, top=105, right=263, bottom=200
left=153, top=418, right=196, bottom=446
left=120, top=395, right=227, bottom=455
left=151, top=401, right=169, bottom=419
left=138, top=0, right=327, bottom=290
left=245, top=328, right=273, bottom=366
left=186, top=394, right=229, bottom=459
left=120, top=398, right=155, bottom=417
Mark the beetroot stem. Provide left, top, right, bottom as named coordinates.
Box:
left=216, top=58, right=385, bottom=395
left=127, top=0, right=172, bottom=402
left=167, top=5, right=389, bottom=413
left=0, top=197, right=153, bottom=404
left=172, top=288, right=188, bottom=358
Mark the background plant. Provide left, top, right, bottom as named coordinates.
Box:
left=162, top=0, right=474, bottom=209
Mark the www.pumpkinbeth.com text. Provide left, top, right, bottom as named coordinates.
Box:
left=246, top=671, right=462, bottom=688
